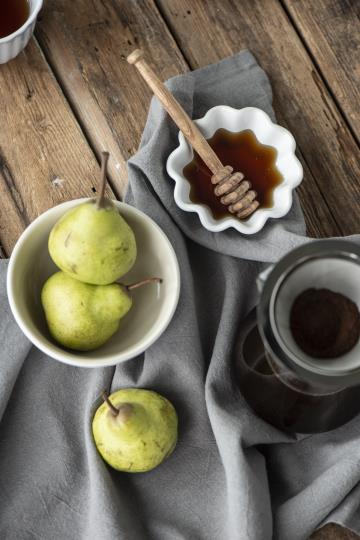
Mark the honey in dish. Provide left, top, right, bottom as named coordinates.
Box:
left=0, top=0, right=29, bottom=39
left=183, top=129, right=283, bottom=220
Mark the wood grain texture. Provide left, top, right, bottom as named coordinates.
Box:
left=36, top=0, right=339, bottom=239
left=35, top=0, right=188, bottom=198
left=0, top=2, right=358, bottom=539
left=0, top=158, right=26, bottom=256
left=283, top=0, right=360, bottom=144
left=0, top=39, right=112, bottom=254
left=311, top=523, right=359, bottom=539
left=156, top=0, right=360, bottom=237
left=128, top=49, right=226, bottom=174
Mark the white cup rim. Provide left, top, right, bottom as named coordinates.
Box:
left=0, top=0, right=43, bottom=43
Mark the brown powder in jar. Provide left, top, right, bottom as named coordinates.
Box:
left=290, top=288, right=360, bottom=358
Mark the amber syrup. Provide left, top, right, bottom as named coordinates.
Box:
left=0, top=0, right=30, bottom=39
left=183, top=128, right=283, bottom=220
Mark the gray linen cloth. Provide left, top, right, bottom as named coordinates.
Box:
left=1, top=51, right=360, bottom=540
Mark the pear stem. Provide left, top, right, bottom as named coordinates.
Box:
left=126, top=277, right=162, bottom=291
left=102, top=390, right=119, bottom=417
left=96, top=152, right=110, bottom=209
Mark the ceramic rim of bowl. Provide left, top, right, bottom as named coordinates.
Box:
left=6, top=199, right=181, bottom=368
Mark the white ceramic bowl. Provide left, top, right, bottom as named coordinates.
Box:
left=0, top=0, right=43, bottom=64
left=7, top=199, right=180, bottom=368
left=167, top=106, right=303, bottom=235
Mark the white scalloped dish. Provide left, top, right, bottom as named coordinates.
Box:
left=166, top=106, right=303, bottom=235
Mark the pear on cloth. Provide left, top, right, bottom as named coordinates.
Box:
left=92, top=388, right=178, bottom=473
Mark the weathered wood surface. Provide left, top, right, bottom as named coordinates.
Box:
left=283, top=0, right=360, bottom=143
left=1, top=0, right=360, bottom=537
left=35, top=0, right=188, bottom=199
left=36, top=0, right=339, bottom=239
left=0, top=39, right=113, bottom=254
left=312, top=523, right=359, bottom=540
left=156, top=0, right=360, bottom=237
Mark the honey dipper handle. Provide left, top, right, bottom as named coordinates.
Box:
left=127, top=49, right=224, bottom=175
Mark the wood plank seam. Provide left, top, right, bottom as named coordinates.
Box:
left=153, top=0, right=344, bottom=237
left=34, top=0, right=193, bottom=202
left=0, top=35, right=115, bottom=253
left=0, top=152, right=30, bottom=225
left=150, top=1, right=338, bottom=235
left=279, top=0, right=360, bottom=148
left=152, top=0, right=191, bottom=71
left=32, top=0, right=352, bottom=239
left=35, top=29, right=129, bottom=201
left=296, top=143, right=344, bottom=235
left=0, top=243, right=7, bottom=259
left=32, top=36, right=123, bottom=202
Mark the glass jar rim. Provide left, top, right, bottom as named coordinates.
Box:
left=257, top=239, right=360, bottom=388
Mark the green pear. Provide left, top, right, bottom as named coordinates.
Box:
left=92, top=389, right=178, bottom=473
left=41, top=272, right=162, bottom=351
left=48, top=152, right=137, bottom=285
left=41, top=271, right=132, bottom=351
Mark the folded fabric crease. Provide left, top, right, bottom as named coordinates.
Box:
left=0, top=51, right=359, bottom=540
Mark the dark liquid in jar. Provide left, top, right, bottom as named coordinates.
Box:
left=233, top=312, right=360, bottom=433
left=183, top=129, right=283, bottom=220
left=0, top=0, right=29, bottom=39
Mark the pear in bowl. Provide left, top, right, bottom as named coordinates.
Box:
left=7, top=152, right=180, bottom=367
left=48, top=152, right=137, bottom=286
left=41, top=272, right=161, bottom=351
left=41, top=152, right=162, bottom=353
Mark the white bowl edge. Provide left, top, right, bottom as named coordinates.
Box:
left=7, top=199, right=181, bottom=368
left=167, top=106, right=303, bottom=235
left=0, top=0, right=43, bottom=43
left=0, top=0, right=43, bottom=64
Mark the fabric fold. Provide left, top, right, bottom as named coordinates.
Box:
left=0, top=50, right=359, bottom=540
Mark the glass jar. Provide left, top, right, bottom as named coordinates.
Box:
left=233, top=240, right=360, bottom=434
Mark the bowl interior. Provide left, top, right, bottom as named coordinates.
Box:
left=273, top=257, right=360, bottom=374
left=167, top=106, right=303, bottom=234
left=8, top=200, right=180, bottom=367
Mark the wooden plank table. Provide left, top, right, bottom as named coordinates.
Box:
left=1, top=1, right=359, bottom=538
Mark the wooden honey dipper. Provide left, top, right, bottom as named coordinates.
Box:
left=127, top=49, right=259, bottom=219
